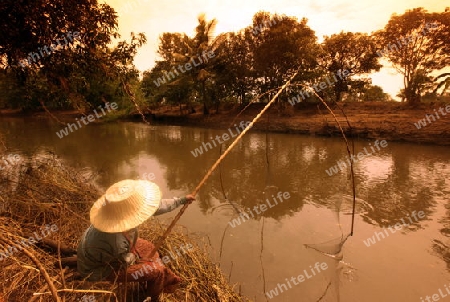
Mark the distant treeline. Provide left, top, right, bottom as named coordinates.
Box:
left=0, top=1, right=449, bottom=115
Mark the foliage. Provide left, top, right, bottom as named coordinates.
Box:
left=143, top=11, right=321, bottom=114
left=433, top=73, right=450, bottom=96
left=249, top=12, right=319, bottom=100
left=344, top=84, right=393, bottom=102
left=144, top=14, right=223, bottom=115
left=0, top=0, right=146, bottom=112
left=321, top=32, right=382, bottom=102
left=2, top=4, right=450, bottom=113
left=375, top=7, right=450, bottom=104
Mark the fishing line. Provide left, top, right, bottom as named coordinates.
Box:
left=259, top=112, right=273, bottom=302
left=259, top=217, right=268, bottom=302
left=265, top=114, right=271, bottom=188
left=217, top=143, right=242, bottom=215
left=314, top=93, right=356, bottom=236
left=312, top=43, right=357, bottom=234
left=218, top=100, right=272, bottom=296
left=316, top=282, right=332, bottom=302
left=287, top=82, right=357, bottom=236
left=217, top=99, right=277, bottom=284
left=262, top=110, right=280, bottom=194
left=149, top=70, right=301, bottom=257
left=331, top=101, right=356, bottom=235
left=216, top=86, right=282, bottom=212
left=150, top=70, right=357, bottom=258
left=218, top=223, right=231, bottom=266
left=300, top=94, right=356, bottom=300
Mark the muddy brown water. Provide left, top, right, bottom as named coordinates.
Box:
left=1, top=117, right=449, bottom=302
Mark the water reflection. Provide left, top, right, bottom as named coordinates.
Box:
left=1, top=118, right=450, bottom=300
left=1, top=118, right=448, bottom=227
left=357, top=155, right=393, bottom=184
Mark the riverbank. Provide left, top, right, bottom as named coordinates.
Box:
left=145, top=102, right=450, bottom=146
left=2, top=101, right=450, bottom=145
left=0, top=154, right=250, bottom=302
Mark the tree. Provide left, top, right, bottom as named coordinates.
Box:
left=0, top=0, right=116, bottom=68
left=321, top=32, right=382, bottom=102
left=149, top=15, right=223, bottom=115
left=211, top=31, right=256, bottom=105
left=376, top=7, right=450, bottom=104
left=191, top=15, right=217, bottom=114
left=248, top=12, right=319, bottom=104
left=0, top=0, right=146, bottom=111
left=362, top=85, right=393, bottom=102
left=142, top=60, right=194, bottom=114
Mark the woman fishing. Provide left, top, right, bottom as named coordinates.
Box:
left=76, top=179, right=195, bottom=301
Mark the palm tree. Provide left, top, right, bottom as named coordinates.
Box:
left=170, top=14, right=224, bottom=115
left=434, top=73, right=450, bottom=96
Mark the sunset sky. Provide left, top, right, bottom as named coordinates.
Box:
left=104, top=0, right=448, bottom=100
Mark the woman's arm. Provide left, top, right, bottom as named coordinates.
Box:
left=115, top=229, right=138, bottom=265
left=154, top=195, right=195, bottom=215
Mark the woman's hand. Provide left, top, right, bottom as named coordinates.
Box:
left=123, top=252, right=137, bottom=265
left=185, top=194, right=196, bottom=203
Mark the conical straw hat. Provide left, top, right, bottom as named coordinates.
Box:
left=90, top=179, right=161, bottom=233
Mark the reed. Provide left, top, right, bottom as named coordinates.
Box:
left=0, top=154, right=250, bottom=301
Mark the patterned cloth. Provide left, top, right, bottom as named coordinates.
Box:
left=107, top=238, right=182, bottom=296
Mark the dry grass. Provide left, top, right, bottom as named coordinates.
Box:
left=0, top=153, right=250, bottom=302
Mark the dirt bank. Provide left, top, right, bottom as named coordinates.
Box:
left=2, top=102, right=450, bottom=145
left=145, top=102, right=450, bottom=146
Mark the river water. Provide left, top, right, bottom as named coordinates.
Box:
left=1, top=117, right=449, bottom=302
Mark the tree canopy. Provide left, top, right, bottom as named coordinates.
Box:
left=1, top=4, right=449, bottom=113
left=376, top=7, right=450, bottom=104
left=321, top=32, right=382, bottom=101
left=143, top=8, right=449, bottom=111
left=0, top=0, right=146, bottom=111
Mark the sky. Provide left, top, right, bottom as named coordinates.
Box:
left=104, top=0, right=448, bottom=100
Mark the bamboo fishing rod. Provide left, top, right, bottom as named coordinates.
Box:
left=149, top=70, right=300, bottom=257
